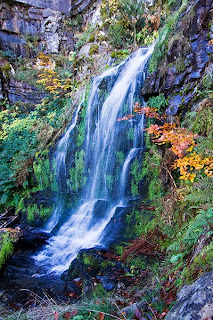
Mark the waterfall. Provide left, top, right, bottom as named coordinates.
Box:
left=34, top=45, right=154, bottom=274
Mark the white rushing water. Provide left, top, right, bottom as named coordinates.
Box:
left=35, top=45, right=154, bottom=273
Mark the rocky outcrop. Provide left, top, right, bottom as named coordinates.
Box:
left=8, top=79, right=45, bottom=104
left=0, top=1, right=74, bottom=56
left=165, top=271, right=213, bottom=320
left=15, top=0, right=72, bottom=15
left=142, top=0, right=213, bottom=115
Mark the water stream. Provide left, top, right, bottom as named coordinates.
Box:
left=35, top=45, right=154, bottom=274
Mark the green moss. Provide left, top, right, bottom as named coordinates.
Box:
left=111, top=49, right=129, bottom=60
left=89, top=44, right=99, bottom=55
left=68, top=150, right=87, bottom=193
left=0, top=233, right=14, bottom=269
left=88, top=32, right=96, bottom=43
left=1, top=62, right=12, bottom=78
left=106, top=174, right=114, bottom=190
left=76, top=104, right=87, bottom=147
left=115, top=151, right=124, bottom=165
left=127, top=127, right=134, bottom=140
left=130, top=159, right=145, bottom=197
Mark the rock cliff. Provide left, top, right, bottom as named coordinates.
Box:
left=142, top=0, right=213, bottom=116
left=0, top=0, right=96, bottom=104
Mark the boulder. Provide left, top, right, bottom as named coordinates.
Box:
left=165, top=271, right=213, bottom=320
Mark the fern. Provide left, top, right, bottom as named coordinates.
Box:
left=182, top=208, right=213, bottom=245
left=167, top=208, right=213, bottom=254
left=185, top=176, right=213, bottom=207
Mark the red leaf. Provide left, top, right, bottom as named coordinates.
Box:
left=98, top=312, right=105, bottom=320
left=71, top=310, right=78, bottom=316
left=54, top=311, right=59, bottom=320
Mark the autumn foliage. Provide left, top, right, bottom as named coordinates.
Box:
left=34, top=52, right=72, bottom=95
left=119, top=103, right=213, bottom=182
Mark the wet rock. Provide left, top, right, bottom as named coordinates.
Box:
left=166, top=94, right=182, bottom=116
left=165, top=271, right=213, bottom=320
left=189, top=70, right=202, bottom=80
left=99, top=276, right=117, bottom=291
left=64, top=280, right=82, bottom=298
left=68, top=247, right=126, bottom=293
left=68, top=247, right=109, bottom=279
left=101, top=206, right=129, bottom=246
left=17, top=225, right=49, bottom=248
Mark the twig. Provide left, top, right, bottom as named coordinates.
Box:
left=144, top=300, right=158, bottom=320
left=87, top=308, right=125, bottom=320
left=167, top=169, right=177, bottom=189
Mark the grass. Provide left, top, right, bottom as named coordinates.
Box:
left=0, top=292, right=131, bottom=320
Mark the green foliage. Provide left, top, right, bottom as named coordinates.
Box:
left=119, top=0, right=145, bottom=29
left=33, top=156, right=58, bottom=192
left=68, top=150, right=87, bottom=193
left=111, top=49, right=129, bottom=60
left=115, top=151, right=124, bottom=165
left=148, top=94, right=168, bottom=111
left=26, top=204, right=52, bottom=223
left=168, top=208, right=213, bottom=255
left=182, top=105, right=213, bottom=139
left=106, top=174, right=114, bottom=190
left=202, top=72, right=213, bottom=89
left=76, top=105, right=87, bottom=147
left=0, top=233, right=14, bottom=269
left=141, top=145, right=163, bottom=202
left=108, top=23, right=125, bottom=47
left=75, top=25, right=95, bottom=50
left=149, top=0, right=189, bottom=72
left=0, top=94, right=69, bottom=213
left=185, top=176, right=213, bottom=207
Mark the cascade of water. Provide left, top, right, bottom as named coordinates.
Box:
left=35, top=45, right=154, bottom=273
left=43, top=91, right=85, bottom=233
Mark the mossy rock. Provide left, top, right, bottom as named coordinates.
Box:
left=68, top=248, right=124, bottom=280
left=89, top=44, right=99, bottom=55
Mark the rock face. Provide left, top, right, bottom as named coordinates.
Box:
left=165, top=271, right=213, bottom=320
left=0, top=0, right=96, bottom=105
left=142, top=0, right=213, bottom=115
left=15, top=0, right=72, bottom=15
left=0, top=1, right=74, bottom=56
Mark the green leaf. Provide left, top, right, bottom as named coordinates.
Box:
left=170, top=253, right=183, bottom=264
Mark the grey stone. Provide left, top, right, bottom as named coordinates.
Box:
left=8, top=79, right=45, bottom=104
left=165, top=271, right=213, bottom=320
left=78, top=44, right=91, bottom=58
left=15, top=0, right=72, bottom=15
